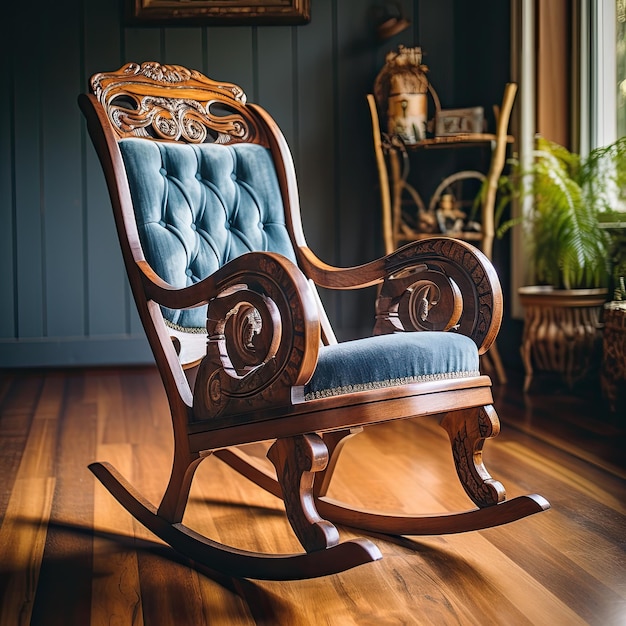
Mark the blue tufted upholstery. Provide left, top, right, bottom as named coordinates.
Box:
left=304, top=332, right=480, bottom=400
left=119, top=138, right=297, bottom=329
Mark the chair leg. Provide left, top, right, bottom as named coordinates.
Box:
left=267, top=434, right=340, bottom=552
left=214, top=429, right=364, bottom=502
left=157, top=454, right=205, bottom=523
left=439, top=405, right=506, bottom=507
left=314, top=428, right=363, bottom=498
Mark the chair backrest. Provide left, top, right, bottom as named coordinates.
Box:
left=86, top=62, right=301, bottom=331
left=119, top=138, right=297, bottom=329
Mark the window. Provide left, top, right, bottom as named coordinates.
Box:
left=587, top=0, right=625, bottom=151
left=509, top=0, right=625, bottom=315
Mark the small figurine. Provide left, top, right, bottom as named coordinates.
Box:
left=436, top=194, right=465, bottom=234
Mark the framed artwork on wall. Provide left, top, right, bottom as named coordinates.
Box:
left=128, top=0, right=310, bottom=25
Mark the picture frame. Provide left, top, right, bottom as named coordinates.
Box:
left=435, top=107, right=484, bottom=137
left=128, top=0, right=311, bottom=25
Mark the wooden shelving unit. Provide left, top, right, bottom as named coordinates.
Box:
left=369, top=83, right=518, bottom=384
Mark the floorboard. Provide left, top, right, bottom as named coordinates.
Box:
left=0, top=366, right=624, bottom=625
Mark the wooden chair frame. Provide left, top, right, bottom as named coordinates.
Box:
left=79, top=62, right=548, bottom=581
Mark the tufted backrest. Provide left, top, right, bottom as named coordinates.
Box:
left=119, top=138, right=297, bottom=329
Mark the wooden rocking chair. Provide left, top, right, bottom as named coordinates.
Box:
left=78, top=62, right=549, bottom=581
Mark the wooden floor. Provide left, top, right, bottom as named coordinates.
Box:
left=0, top=366, right=625, bottom=625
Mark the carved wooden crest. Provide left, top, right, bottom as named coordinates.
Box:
left=90, top=61, right=265, bottom=145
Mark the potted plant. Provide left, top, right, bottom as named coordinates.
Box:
left=492, top=135, right=626, bottom=390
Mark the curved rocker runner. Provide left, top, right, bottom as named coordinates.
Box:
left=89, top=461, right=382, bottom=581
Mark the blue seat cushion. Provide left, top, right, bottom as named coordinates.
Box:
left=119, top=138, right=297, bottom=329
left=304, top=332, right=480, bottom=400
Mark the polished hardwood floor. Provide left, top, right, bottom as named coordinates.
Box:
left=0, top=365, right=624, bottom=625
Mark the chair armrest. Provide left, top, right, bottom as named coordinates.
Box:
left=298, top=238, right=502, bottom=354
left=138, top=252, right=321, bottom=421
left=139, top=251, right=313, bottom=314
left=375, top=239, right=502, bottom=354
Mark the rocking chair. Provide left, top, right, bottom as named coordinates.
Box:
left=78, top=62, right=549, bottom=581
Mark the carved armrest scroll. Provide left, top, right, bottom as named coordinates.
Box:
left=374, top=267, right=463, bottom=335
left=188, top=253, right=321, bottom=421
left=374, top=238, right=503, bottom=354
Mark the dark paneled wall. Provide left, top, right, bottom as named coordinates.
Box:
left=0, top=0, right=510, bottom=367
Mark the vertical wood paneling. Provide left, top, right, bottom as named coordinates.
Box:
left=124, top=27, right=164, bottom=65
left=257, top=27, right=295, bottom=145
left=83, top=0, right=130, bottom=337
left=41, top=0, right=85, bottom=338
left=454, top=1, right=512, bottom=113
left=163, top=27, right=204, bottom=69
left=0, top=0, right=513, bottom=366
left=295, top=0, right=336, bottom=252
left=206, top=27, right=255, bottom=94
left=12, top=5, right=45, bottom=340
left=335, top=2, right=378, bottom=268
left=0, top=15, right=15, bottom=339
left=418, top=0, right=457, bottom=107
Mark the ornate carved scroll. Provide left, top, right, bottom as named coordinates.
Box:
left=192, top=254, right=319, bottom=421
left=374, top=270, right=463, bottom=335
left=90, top=62, right=265, bottom=145
left=375, top=237, right=502, bottom=354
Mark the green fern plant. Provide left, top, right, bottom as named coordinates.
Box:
left=489, top=135, right=626, bottom=290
